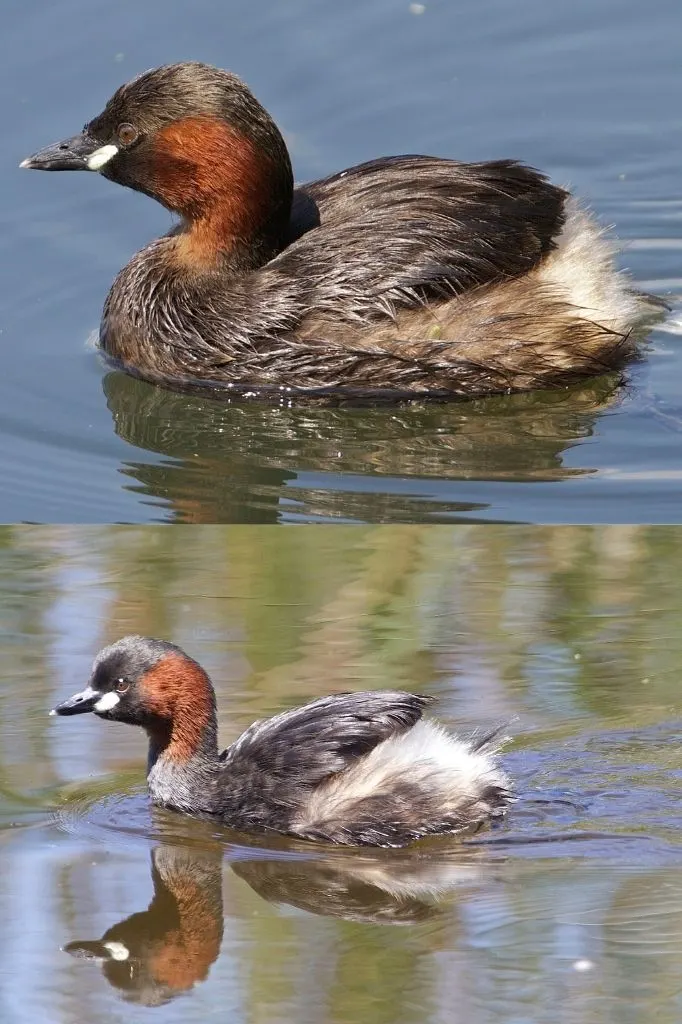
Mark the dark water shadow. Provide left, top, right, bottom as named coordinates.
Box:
left=103, top=369, right=624, bottom=523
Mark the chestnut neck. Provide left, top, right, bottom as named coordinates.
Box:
left=146, top=710, right=219, bottom=775
left=150, top=116, right=294, bottom=272
left=142, top=655, right=219, bottom=773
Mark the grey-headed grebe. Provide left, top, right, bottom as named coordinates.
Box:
left=51, top=636, right=511, bottom=847
left=22, top=61, right=655, bottom=399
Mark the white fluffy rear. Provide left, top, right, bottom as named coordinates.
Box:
left=330, top=720, right=508, bottom=801
left=537, top=198, right=648, bottom=334
left=294, top=720, right=510, bottom=838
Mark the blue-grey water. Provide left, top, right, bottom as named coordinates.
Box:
left=3, top=525, right=682, bottom=1022
left=2, top=0, right=681, bottom=522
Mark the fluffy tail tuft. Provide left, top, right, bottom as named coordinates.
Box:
left=292, top=720, right=513, bottom=847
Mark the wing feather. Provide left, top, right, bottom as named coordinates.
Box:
left=222, top=690, right=432, bottom=789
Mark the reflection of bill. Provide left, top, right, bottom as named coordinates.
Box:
left=64, top=839, right=489, bottom=1003
left=103, top=370, right=620, bottom=524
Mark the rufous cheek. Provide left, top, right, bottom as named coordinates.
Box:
left=150, top=116, right=273, bottom=247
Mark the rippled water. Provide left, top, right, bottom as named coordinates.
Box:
left=3, top=0, right=682, bottom=522
left=3, top=525, right=682, bottom=1022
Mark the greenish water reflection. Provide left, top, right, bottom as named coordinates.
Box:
left=2, top=525, right=682, bottom=1023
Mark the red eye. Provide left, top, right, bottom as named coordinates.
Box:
left=117, top=123, right=138, bottom=146
left=115, top=679, right=130, bottom=694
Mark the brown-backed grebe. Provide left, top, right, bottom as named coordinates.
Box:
left=22, top=62, right=656, bottom=399
left=51, top=636, right=511, bottom=847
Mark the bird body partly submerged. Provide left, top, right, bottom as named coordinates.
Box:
left=51, top=636, right=511, bottom=847
left=22, top=62, right=657, bottom=400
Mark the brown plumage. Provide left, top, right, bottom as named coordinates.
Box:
left=21, top=61, right=660, bottom=400
left=51, top=636, right=512, bottom=848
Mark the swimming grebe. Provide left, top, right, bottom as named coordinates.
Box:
left=22, top=62, right=656, bottom=400
left=50, top=636, right=511, bottom=847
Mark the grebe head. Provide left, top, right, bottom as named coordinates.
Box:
left=51, top=636, right=217, bottom=762
left=21, top=62, right=294, bottom=267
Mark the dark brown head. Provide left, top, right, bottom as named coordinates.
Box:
left=51, top=635, right=218, bottom=762
left=21, top=62, right=294, bottom=268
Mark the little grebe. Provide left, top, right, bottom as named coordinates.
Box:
left=23, top=62, right=653, bottom=399
left=51, top=636, right=511, bottom=847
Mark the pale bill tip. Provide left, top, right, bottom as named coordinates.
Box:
left=19, top=157, right=31, bottom=169
left=49, top=708, right=57, bottom=716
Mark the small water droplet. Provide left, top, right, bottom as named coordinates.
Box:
left=572, top=959, right=595, bottom=972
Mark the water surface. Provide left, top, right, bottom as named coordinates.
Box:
left=2, top=525, right=682, bottom=1021
left=3, top=0, right=682, bottom=521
